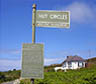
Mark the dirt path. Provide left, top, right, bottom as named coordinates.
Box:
left=2, top=81, right=14, bottom=84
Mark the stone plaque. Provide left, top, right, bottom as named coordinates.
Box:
left=36, top=10, right=70, bottom=28
left=21, top=43, right=44, bottom=79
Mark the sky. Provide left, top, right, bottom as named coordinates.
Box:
left=0, top=0, right=96, bottom=71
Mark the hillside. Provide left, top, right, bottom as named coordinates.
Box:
left=21, top=57, right=96, bottom=84
left=20, top=57, right=96, bottom=84
left=21, top=65, right=96, bottom=84
left=86, top=57, right=96, bottom=68
left=44, top=57, right=96, bottom=71
left=86, top=57, right=96, bottom=63
left=0, top=57, right=96, bottom=84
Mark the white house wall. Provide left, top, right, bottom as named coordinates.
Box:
left=62, top=61, right=85, bottom=70
left=62, top=62, right=69, bottom=69
left=62, top=62, right=78, bottom=69
left=65, top=62, right=69, bottom=69
left=71, top=62, right=78, bottom=69
left=54, top=61, right=86, bottom=71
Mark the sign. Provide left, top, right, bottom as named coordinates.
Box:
left=36, top=10, right=70, bottom=28
left=21, top=43, right=44, bottom=79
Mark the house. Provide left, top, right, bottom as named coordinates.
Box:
left=54, top=56, right=86, bottom=72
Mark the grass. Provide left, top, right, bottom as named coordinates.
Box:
left=20, top=66, right=96, bottom=84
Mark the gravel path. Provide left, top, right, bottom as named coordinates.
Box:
left=2, top=81, right=14, bottom=84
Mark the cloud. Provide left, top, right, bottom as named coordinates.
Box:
left=47, top=50, right=72, bottom=57
left=0, top=49, right=20, bottom=55
left=45, top=49, right=96, bottom=61
left=0, top=58, right=64, bottom=71
left=0, top=59, right=21, bottom=71
left=61, top=2, right=96, bottom=23
left=0, top=52, right=95, bottom=71
left=44, top=58, right=64, bottom=65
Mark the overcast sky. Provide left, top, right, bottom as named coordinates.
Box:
left=0, top=0, right=96, bottom=71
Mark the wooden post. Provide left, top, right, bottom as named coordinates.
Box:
left=32, top=4, right=36, bottom=44
left=31, top=4, right=36, bottom=84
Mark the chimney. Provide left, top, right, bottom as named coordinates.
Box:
left=67, top=56, right=72, bottom=59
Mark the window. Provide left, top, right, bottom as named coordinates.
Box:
left=78, top=62, right=83, bottom=67
left=68, top=62, right=72, bottom=69
left=63, top=63, right=66, bottom=68
left=68, top=62, right=72, bottom=67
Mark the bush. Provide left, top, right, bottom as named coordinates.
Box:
left=0, top=70, right=21, bottom=83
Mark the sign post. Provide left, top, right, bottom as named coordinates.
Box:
left=31, top=4, right=36, bottom=84
left=21, top=4, right=44, bottom=84
left=21, top=4, right=70, bottom=84
left=32, top=4, right=36, bottom=44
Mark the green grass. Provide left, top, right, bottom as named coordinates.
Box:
left=0, top=67, right=96, bottom=84
left=20, top=66, right=96, bottom=84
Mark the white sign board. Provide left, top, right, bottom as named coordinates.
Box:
left=36, top=10, right=70, bottom=28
